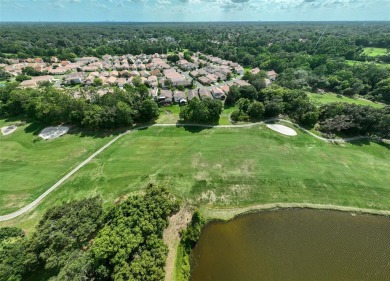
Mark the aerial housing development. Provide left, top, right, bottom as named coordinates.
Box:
left=1, top=51, right=277, bottom=106
left=1, top=15, right=390, bottom=281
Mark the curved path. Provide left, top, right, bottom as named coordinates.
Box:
left=0, top=119, right=380, bottom=221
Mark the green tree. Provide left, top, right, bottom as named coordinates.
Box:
left=92, top=77, right=103, bottom=87
left=180, top=97, right=222, bottom=123
left=136, top=99, right=159, bottom=123
left=225, top=85, right=240, bottom=106
left=21, top=66, right=42, bottom=76
left=167, top=54, right=180, bottom=63
left=132, top=75, right=142, bottom=87
left=0, top=67, right=11, bottom=81
left=247, top=101, right=265, bottom=120
left=371, top=77, right=390, bottom=103
left=15, top=74, right=31, bottom=82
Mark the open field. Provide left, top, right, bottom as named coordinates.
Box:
left=346, top=60, right=390, bottom=69
left=307, top=92, right=385, bottom=108
left=362, top=47, right=388, bottom=57
left=0, top=118, right=115, bottom=216
left=1, top=122, right=389, bottom=233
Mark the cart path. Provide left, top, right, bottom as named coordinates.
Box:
left=0, top=119, right=377, bottom=221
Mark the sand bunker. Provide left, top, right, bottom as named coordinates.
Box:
left=1, top=125, right=18, bottom=136
left=266, top=124, right=297, bottom=136
left=39, top=126, right=69, bottom=140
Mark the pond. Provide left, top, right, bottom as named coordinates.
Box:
left=190, top=209, right=390, bottom=281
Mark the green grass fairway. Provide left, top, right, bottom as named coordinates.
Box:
left=1, top=123, right=389, bottom=232
left=362, top=47, right=388, bottom=57
left=0, top=118, right=115, bottom=216
left=308, top=92, right=384, bottom=108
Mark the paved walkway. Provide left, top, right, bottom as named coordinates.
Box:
left=0, top=119, right=377, bottom=221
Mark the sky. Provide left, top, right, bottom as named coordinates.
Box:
left=0, top=0, right=389, bottom=22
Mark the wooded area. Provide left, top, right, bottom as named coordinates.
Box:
left=0, top=185, right=179, bottom=281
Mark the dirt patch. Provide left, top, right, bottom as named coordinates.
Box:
left=163, top=206, right=193, bottom=281
left=266, top=124, right=297, bottom=136
left=39, top=126, right=69, bottom=140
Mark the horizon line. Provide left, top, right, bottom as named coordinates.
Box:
left=0, top=20, right=389, bottom=24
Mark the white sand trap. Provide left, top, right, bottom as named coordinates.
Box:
left=1, top=125, right=18, bottom=136
left=266, top=124, right=297, bottom=136
left=39, top=126, right=69, bottom=140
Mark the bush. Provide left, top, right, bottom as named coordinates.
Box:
left=231, top=109, right=249, bottom=122
left=247, top=101, right=265, bottom=120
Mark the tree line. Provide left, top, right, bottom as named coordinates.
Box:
left=0, top=83, right=159, bottom=130
left=226, top=73, right=390, bottom=139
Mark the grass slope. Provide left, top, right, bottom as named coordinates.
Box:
left=0, top=118, right=115, bottom=215
left=308, top=92, right=384, bottom=108
left=1, top=123, right=389, bottom=233
left=362, top=47, right=388, bottom=57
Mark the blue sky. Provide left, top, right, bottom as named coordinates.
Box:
left=0, top=0, right=389, bottom=22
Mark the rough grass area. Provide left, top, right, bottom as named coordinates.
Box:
left=346, top=60, right=390, bottom=69
left=219, top=106, right=236, bottom=125
left=0, top=118, right=115, bottom=216
left=157, top=104, right=235, bottom=125
left=157, top=105, right=181, bottom=124
left=362, top=47, right=388, bottom=57
left=1, top=124, right=389, bottom=233
left=308, top=92, right=384, bottom=108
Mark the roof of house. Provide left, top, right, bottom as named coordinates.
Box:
left=199, top=88, right=212, bottom=98
left=198, top=76, right=211, bottom=84
left=266, top=70, right=277, bottom=77
left=32, top=75, right=54, bottom=81
left=234, top=80, right=251, bottom=87
left=211, top=87, right=224, bottom=95
left=148, top=75, right=158, bottom=82
left=19, top=80, right=37, bottom=87
left=251, top=67, right=261, bottom=75
left=220, top=85, right=230, bottom=93
left=206, top=74, right=218, bottom=82
left=174, top=91, right=186, bottom=99
left=66, top=72, right=85, bottom=79
left=187, top=90, right=198, bottom=100
left=160, top=90, right=173, bottom=98
left=106, top=76, right=117, bottom=84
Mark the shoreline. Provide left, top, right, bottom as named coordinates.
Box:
left=200, top=202, right=390, bottom=221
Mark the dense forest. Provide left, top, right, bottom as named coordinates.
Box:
left=1, top=22, right=389, bottom=62
left=0, top=185, right=179, bottom=281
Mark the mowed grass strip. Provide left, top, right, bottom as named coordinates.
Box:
left=346, top=60, right=390, bottom=69
left=362, top=47, right=388, bottom=57
left=1, top=124, right=389, bottom=232
left=0, top=118, right=114, bottom=215
left=307, top=92, right=385, bottom=108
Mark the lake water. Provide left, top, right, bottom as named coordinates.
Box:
left=190, top=209, right=390, bottom=281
